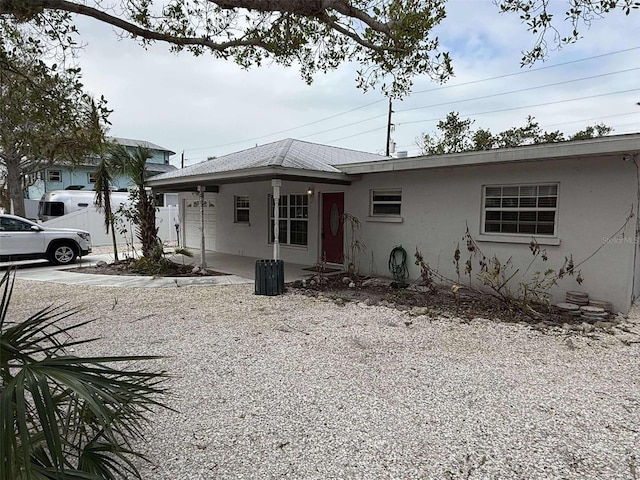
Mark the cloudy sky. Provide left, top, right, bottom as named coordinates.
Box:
left=72, top=1, right=640, bottom=166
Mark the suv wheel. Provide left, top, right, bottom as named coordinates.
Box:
left=50, top=243, right=78, bottom=265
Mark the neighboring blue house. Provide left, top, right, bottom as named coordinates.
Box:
left=26, top=137, right=178, bottom=205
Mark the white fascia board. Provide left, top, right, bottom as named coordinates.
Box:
left=146, top=166, right=350, bottom=187
left=336, top=134, right=640, bottom=175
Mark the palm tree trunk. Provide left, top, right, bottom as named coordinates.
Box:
left=109, top=213, right=119, bottom=261
left=138, top=190, right=158, bottom=259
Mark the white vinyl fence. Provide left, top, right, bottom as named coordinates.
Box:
left=42, top=205, right=179, bottom=247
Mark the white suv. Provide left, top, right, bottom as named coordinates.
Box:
left=0, top=214, right=92, bottom=265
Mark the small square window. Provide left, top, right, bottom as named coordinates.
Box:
left=88, top=172, right=97, bottom=183
left=371, top=189, right=402, bottom=216
left=234, top=195, right=250, bottom=223
left=47, top=170, right=61, bottom=182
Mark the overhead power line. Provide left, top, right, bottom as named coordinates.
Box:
left=409, top=46, right=640, bottom=96
left=295, top=68, right=639, bottom=141
left=399, top=88, right=640, bottom=127
left=398, top=67, right=640, bottom=114
left=181, top=46, right=640, bottom=154
left=328, top=89, right=640, bottom=144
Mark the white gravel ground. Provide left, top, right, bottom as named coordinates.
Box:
left=8, top=279, right=640, bottom=479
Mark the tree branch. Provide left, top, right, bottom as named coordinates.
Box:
left=4, top=0, right=396, bottom=54
left=316, top=11, right=396, bottom=54
left=6, top=0, right=274, bottom=52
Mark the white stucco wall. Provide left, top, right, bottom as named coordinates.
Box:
left=344, top=155, right=638, bottom=313
left=214, top=180, right=330, bottom=265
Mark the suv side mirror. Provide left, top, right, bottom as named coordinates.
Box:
left=30, top=225, right=42, bottom=232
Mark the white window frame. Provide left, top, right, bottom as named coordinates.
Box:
left=47, top=170, right=61, bottom=182
left=88, top=172, right=97, bottom=184
left=370, top=189, right=402, bottom=217
left=481, top=183, right=559, bottom=237
left=268, top=193, right=308, bottom=246
left=234, top=195, right=250, bottom=224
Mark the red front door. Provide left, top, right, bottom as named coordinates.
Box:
left=321, top=192, right=344, bottom=264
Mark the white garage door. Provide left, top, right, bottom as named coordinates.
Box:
left=182, top=193, right=216, bottom=251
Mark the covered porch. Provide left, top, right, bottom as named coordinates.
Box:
left=147, top=139, right=386, bottom=269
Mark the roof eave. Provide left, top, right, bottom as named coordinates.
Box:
left=147, top=166, right=351, bottom=187
left=337, top=134, right=640, bottom=175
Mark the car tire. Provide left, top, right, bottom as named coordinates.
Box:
left=49, top=242, right=78, bottom=265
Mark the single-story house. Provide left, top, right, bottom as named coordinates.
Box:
left=147, top=135, right=640, bottom=313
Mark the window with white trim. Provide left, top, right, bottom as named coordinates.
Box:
left=47, top=170, right=61, bottom=182
left=371, top=189, right=402, bottom=216
left=234, top=195, right=250, bottom=223
left=482, top=184, right=558, bottom=236
left=269, top=194, right=308, bottom=246
left=88, top=172, right=97, bottom=184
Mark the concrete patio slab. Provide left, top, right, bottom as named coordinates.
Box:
left=2, top=250, right=326, bottom=287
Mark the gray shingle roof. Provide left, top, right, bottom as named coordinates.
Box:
left=146, top=163, right=177, bottom=174
left=150, top=139, right=388, bottom=182
left=109, top=137, right=176, bottom=155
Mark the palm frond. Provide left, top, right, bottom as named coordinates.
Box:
left=0, top=269, right=170, bottom=479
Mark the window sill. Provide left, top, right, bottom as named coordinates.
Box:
left=476, top=234, right=561, bottom=246
left=366, top=216, right=403, bottom=223
left=234, top=222, right=251, bottom=227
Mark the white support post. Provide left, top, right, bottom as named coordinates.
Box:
left=198, top=185, right=207, bottom=269
left=272, top=179, right=281, bottom=260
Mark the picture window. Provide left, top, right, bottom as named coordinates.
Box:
left=269, top=194, right=308, bottom=246
left=483, top=184, right=558, bottom=236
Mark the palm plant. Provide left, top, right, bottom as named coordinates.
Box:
left=94, top=156, right=119, bottom=261
left=0, top=269, right=169, bottom=479
left=84, top=98, right=119, bottom=262
left=108, top=145, right=159, bottom=260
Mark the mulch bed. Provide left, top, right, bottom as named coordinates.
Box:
left=66, top=259, right=228, bottom=277
left=288, top=272, right=589, bottom=327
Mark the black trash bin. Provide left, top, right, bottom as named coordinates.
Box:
left=255, top=259, right=285, bottom=296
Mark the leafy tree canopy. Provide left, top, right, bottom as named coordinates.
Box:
left=0, top=0, right=454, bottom=96
left=418, top=112, right=612, bottom=155
left=497, top=0, right=640, bottom=65
left=1, top=1, right=636, bottom=95
left=0, top=20, right=109, bottom=216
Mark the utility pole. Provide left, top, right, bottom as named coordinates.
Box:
left=181, top=151, right=184, bottom=169
left=385, top=98, right=393, bottom=156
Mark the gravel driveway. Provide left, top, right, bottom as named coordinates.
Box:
left=8, top=280, right=640, bottom=479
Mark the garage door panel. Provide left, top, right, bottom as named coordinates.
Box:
left=183, top=195, right=216, bottom=250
